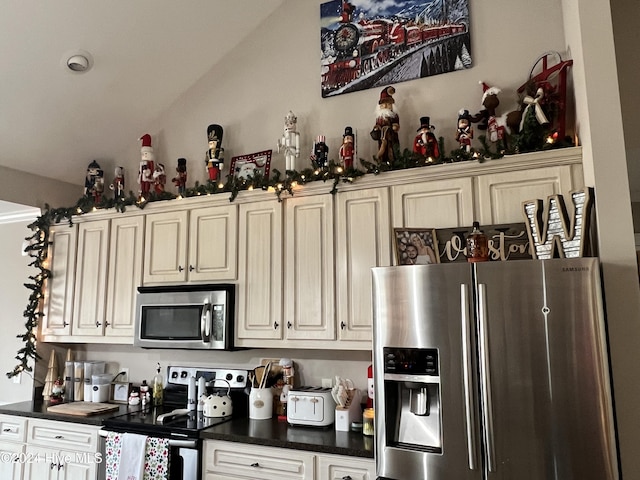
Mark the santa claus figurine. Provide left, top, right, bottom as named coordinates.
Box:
left=413, top=116, right=439, bottom=161
left=138, top=134, right=155, bottom=199
left=370, top=86, right=400, bottom=164
left=205, top=124, right=224, bottom=182
left=339, top=126, right=355, bottom=170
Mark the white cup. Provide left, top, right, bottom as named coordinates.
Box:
left=249, top=388, right=273, bottom=420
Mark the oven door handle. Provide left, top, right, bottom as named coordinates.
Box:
left=201, top=301, right=212, bottom=343
left=99, top=428, right=198, bottom=448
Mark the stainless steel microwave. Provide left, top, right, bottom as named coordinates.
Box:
left=134, top=284, right=235, bottom=350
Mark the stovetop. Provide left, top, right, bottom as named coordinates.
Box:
left=103, top=365, right=250, bottom=440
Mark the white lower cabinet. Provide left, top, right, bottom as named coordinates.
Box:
left=204, top=440, right=315, bottom=479
left=203, top=440, right=375, bottom=480
left=316, top=453, right=376, bottom=480
left=22, top=418, right=100, bottom=480
left=0, top=441, right=24, bottom=480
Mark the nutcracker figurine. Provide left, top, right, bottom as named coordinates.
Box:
left=84, top=160, right=104, bottom=203
left=138, top=134, right=155, bottom=198
left=370, top=86, right=400, bottom=164
left=413, top=116, right=440, bottom=161
left=456, top=109, right=474, bottom=152
left=172, top=158, right=187, bottom=195
left=153, top=163, right=166, bottom=194
left=310, top=135, right=329, bottom=169
left=109, top=166, right=125, bottom=200
left=339, top=126, right=355, bottom=170
left=277, top=111, right=300, bottom=171
left=205, top=124, right=224, bottom=182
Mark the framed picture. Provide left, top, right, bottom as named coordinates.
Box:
left=111, top=381, right=131, bottom=404
left=393, top=228, right=440, bottom=265
left=320, top=0, right=471, bottom=98
left=230, top=150, right=272, bottom=179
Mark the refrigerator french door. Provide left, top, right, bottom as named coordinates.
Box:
left=372, top=258, right=618, bottom=480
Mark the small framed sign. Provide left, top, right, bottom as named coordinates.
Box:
left=111, top=382, right=131, bottom=404
left=230, top=150, right=272, bottom=180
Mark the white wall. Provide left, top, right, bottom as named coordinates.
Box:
left=0, top=218, right=39, bottom=404
left=0, top=165, right=81, bottom=210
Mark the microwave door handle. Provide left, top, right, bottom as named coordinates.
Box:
left=201, top=302, right=212, bottom=343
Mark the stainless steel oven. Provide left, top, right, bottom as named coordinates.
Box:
left=134, top=284, right=235, bottom=350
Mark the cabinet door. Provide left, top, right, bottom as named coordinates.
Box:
left=24, top=445, right=57, bottom=480
left=316, top=454, right=376, bottom=480
left=335, top=188, right=391, bottom=344
left=143, top=211, right=188, bottom=284
left=284, top=194, right=335, bottom=341
left=58, top=449, right=96, bottom=480
left=0, top=441, right=24, bottom=480
left=391, top=178, right=474, bottom=228
left=476, top=165, right=582, bottom=224
left=188, top=205, right=238, bottom=282
left=104, top=216, right=144, bottom=339
left=236, top=200, right=283, bottom=343
left=42, top=224, right=77, bottom=337
left=72, top=220, right=110, bottom=336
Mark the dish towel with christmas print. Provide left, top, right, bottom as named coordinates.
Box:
left=105, top=432, right=170, bottom=480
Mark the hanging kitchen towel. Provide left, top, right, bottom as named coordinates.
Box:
left=143, top=436, right=170, bottom=480
left=117, top=433, right=147, bottom=480
left=105, top=431, right=122, bottom=480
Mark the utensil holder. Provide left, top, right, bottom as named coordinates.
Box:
left=249, top=388, right=273, bottom=420
left=335, top=389, right=361, bottom=431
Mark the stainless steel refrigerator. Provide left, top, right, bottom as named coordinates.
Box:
left=372, top=258, right=618, bottom=480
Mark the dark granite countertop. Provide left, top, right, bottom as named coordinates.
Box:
left=200, top=417, right=374, bottom=459
left=0, top=401, right=374, bottom=458
left=0, top=400, right=137, bottom=426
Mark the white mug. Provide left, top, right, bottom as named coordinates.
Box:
left=249, top=388, right=273, bottom=420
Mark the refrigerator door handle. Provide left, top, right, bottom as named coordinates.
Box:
left=461, top=283, right=478, bottom=471
left=478, top=283, right=496, bottom=472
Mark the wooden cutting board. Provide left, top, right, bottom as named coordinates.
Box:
left=47, top=401, right=120, bottom=416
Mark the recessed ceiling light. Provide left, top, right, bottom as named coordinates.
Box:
left=62, top=49, right=93, bottom=74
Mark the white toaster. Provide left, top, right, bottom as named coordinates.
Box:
left=287, top=386, right=336, bottom=427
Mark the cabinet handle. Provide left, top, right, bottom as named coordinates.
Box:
left=287, top=321, right=292, bottom=329
left=2, top=428, right=10, bottom=432
left=50, top=462, right=56, bottom=470
left=189, top=265, right=195, bottom=272
left=342, top=477, right=353, bottom=480
left=273, top=321, right=279, bottom=330
left=62, top=320, right=69, bottom=327
left=54, top=435, right=64, bottom=439
left=251, top=462, right=260, bottom=467
left=105, top=321, right=111, bottom=327
left=340, top=321, right=346, bottom=330
left=95, top=321, right=102, bottom=328
left=178, top=265, right=184, bottom=272
left=57, top=463, right=64, bottom=471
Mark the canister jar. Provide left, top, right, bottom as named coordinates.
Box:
left=363, top=408, right=375, bottom=436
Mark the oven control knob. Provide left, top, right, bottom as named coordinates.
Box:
left=236, top=375, right=245, bottom=384
left=181, top=371, right=188, bottom=378
left=171, top=371, right=178, bottom=379
left=226, top=373, right=233, bottom=381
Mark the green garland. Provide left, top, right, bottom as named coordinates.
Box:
left=7, top=140, right=571, bottom=377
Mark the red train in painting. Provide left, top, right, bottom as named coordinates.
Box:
left=321, top=1, right=466, bottom=94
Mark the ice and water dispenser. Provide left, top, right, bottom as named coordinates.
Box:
left=382, top=347, right=442, bottom=452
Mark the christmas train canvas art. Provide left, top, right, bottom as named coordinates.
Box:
left=320, top=0, right=471, bottom=97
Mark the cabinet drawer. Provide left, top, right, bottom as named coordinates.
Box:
left=0, top=415, right=27, bottom=443
left=316, top=453, right=375, bottom=480
left=27, top=418, right=99, bottom=452
left=204, top=440, right=314, bottom=480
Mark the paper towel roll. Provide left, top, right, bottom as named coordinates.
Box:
left=188, top=376, right=197, bottom=411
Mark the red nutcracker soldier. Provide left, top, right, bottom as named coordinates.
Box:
left=370, top=86, right=400, bottom=164
left=109, top=166, right=125, bottom=200
left=311, top=135, right=329, bottom=169
left=84, top=160, right=104, bottom=203
left=339, top=126, right=355, bottom=170
left=138, top=134, right=155, bottom=198
left=456, top=109, right=474, bottom=152
left=205, top=124, right=224, bottom=182
left=172, top=158, right=187, bottom=196
left=413, top=116, right=439, bottom=161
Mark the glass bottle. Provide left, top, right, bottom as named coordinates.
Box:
left=153, top=363, right=164, bottom=406
left=466, top=221, right=489, bottom=262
